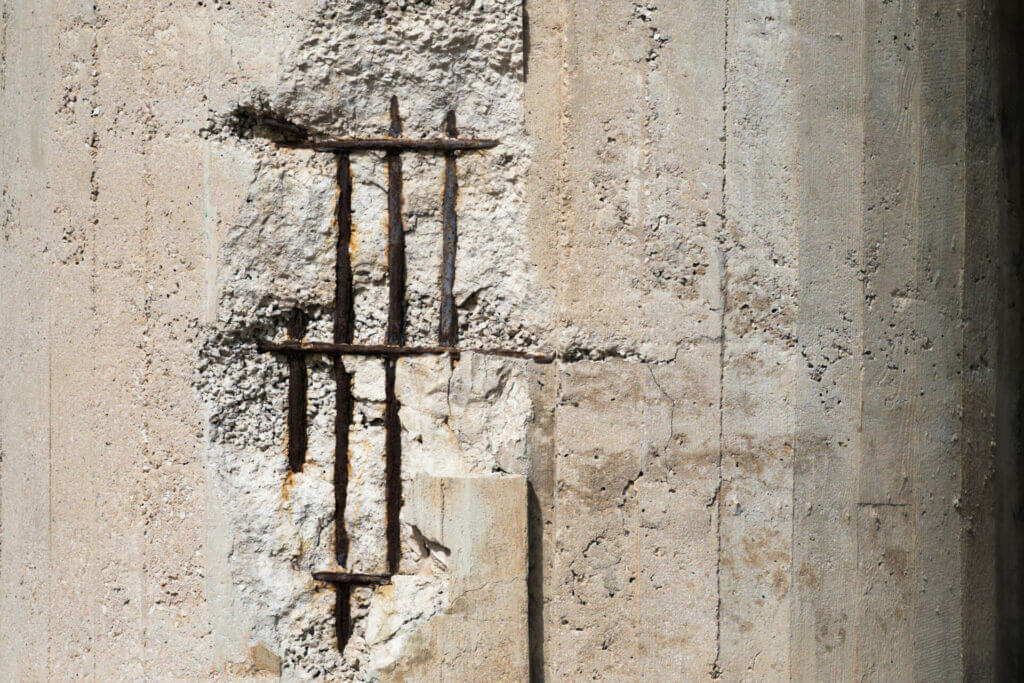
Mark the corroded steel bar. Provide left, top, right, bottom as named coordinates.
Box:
left=386, top=97, right=406, bottom=348
left=312, top=571, right=392, bottom=586
left=440, top=110, right=459, bottom=346
left=314, top=568, right=392, bottom=643
left=286, top=308, right=307, bottom=472
left=333, top=152, right=356, bottom=651
left=260, top=115, right=498, bottom=152
left=335, top=153, right=355, bottom=349
left=257, top=340, right=555, bottom=364
left=334, top=590, right=351, bottom=651
left=334, top=152, right=354, bottom=567
left=384, top=95, right=405, bottom=578
left=277, top=138, right=498, bottom=152
left=384, top=359, right=402, bottom=575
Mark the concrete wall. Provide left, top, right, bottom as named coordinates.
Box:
left=1, top=0, right=1021, bottom=679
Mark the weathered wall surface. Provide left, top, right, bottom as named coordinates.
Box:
left=524, top=1, right=1023, bottom=679
left=1, top=0, right=1021, bottom=680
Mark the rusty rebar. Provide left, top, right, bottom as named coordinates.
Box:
left=313, top=571, right=392, bottom=586
left=261, top=114, right=498, bottom=152
left=286, top=308, right=308, bottom=472
left=335, top=153, right=355, bottom=348
left=277, top=138, right=498, bottom=153
left=334, top=153, right=354, bottom=567
left=440, top=110, right=459, bottom=346
left=384, top=359, right=402, bottom=575
left=257, top=340, right=555, bottom=364
left=386, top=97, right=406, bottom=348
left=334, top=591, right=351, bottom=651
left=384, top=96, right=405, bottom=577
left=332, top=152, right=356, bottom=651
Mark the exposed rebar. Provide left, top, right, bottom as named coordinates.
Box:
left=286, top=308, right=307, bottom=472
left=440, top=110, right=459, bottom=346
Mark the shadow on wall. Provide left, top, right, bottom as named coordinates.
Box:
left=966, top=0, right=1024, bottom=678
left=1001, top=0, right=1024, bottom=676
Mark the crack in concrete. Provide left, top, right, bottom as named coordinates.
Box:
left=646, top=364, right=677, bottom=439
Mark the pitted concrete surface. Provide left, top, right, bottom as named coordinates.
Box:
left=1, top=0, right=1022, bottom=680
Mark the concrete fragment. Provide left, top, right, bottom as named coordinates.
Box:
left=393, top=474, right=529, bottom=680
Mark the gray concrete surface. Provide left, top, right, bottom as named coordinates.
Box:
left=1, top=0, right=1021, bottom=679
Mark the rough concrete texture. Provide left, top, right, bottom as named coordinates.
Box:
left=2, top=0, right=1023, bottom=680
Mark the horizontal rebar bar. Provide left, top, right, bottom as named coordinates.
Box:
left=257, top=339, right=555, bottom=364
left=277, top=138, right=499, bottom=153
left=312, top=571, right=392, bottom=586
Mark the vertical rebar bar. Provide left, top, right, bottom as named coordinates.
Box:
left=386, top=96, right=406, bottom=347
left=439, top=110, right=459, bottom=346
left=286, top=308, right=308, bottom=472
left=384, top=96, right=405, bottom=576
left=333, top=153, right=355, bottom=649
left=334, top=153, right=354, bottom=566
left=384, top=360, right=401, bottom=574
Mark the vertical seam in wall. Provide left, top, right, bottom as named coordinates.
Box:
left=42, top=10, right=59, bottom=669
left=201, top=3, right=216, bottom=326
left=856, top=4, right=869, bottom=675
left=47, top=217, right=53, bottom=682
left=911, top=0, right=924, bottom=672
left=551, top=0, right=569, bottom=678
left=854, top=1, right=868, bottom=675
left=789, top=1, right=801, bottom=673
left=637, top=1, right=655, bottom=673
left=87, top=13, right=100, bottom=677
left=140, top=48, right=155, bottom=676
left=0, top=0, right=5, bottom=613
left=712, top=0, right=729, bottom=678
left=956, top=1, right=968, bottom=671
left=0, top=0, right=5, bottom=633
